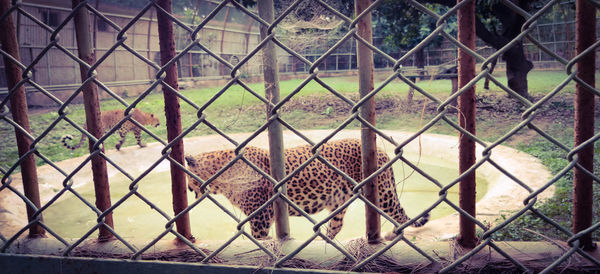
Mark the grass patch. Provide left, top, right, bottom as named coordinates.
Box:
left=485, top=70, right=580, bottom=95
left=491, top=135, right=600, bottom=241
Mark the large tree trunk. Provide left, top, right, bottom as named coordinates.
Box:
left=493, top=0, right=533, bottom=99
left=504, top=41, right=533, bottom=98
left=486, top=0, right=533, bottom=99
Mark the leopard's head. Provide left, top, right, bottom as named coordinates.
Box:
left=185, top=149, right=262, bottom=199
left=185, top=153, right=226, bottom=198
left=149, top=113, right=160, bottom=127
left=132, top=108, right=160, bottom=127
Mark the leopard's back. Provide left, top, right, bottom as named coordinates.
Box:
left=283, top=140, right=362, bottom=215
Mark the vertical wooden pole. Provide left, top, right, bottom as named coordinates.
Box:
left=155, top=0, right=193, bottom=242
left=257, top=0, right=290, bottom=240
left=457, top=0, right=477, bottom=249
left=72, top=0, right=114, bottom=241
left=0, top=0, right=45, bottom=238
left=572, top=0, right=596, bottom=251
left=355, top=0, right=380, bottom=244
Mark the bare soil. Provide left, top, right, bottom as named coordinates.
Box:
left=280, top=92, right=583, bottom=122
left=245, top=92, right=595, bottom=147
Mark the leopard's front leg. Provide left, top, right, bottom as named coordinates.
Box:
left=240, top=185, right=275, bottom=240
left=248, top=206, right=274, bottom=239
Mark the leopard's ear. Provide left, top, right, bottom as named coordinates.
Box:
left=185, top=156, right=196, bottom=167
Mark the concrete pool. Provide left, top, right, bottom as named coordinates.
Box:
left=1, top=130, right=552, bottom=242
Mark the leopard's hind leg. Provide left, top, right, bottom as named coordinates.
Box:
left=324, top=186, right=350, bottom=239
left=115, top=129, right=127, bottom=150
left=325, top=205, right=348, bottom=239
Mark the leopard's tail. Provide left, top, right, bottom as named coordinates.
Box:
left=61, top=134, right=85, bottom=150
left=384, top=211, right=430, bottom=241
left=410, top=212, right=430, bottom=227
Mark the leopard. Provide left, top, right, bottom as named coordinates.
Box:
left=185, top=138, right=429, bottom=240
left=61, top=108, right=160, bottom=151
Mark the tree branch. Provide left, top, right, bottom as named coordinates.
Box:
left=475, top=16, right=508, bottom=49
left=418, top=0, right=508, bottom=50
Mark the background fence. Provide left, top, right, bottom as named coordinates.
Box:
left=0, top=0, right=599, bottom=273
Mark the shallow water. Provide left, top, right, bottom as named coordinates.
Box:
left=44, top=150, right=487, bottom=241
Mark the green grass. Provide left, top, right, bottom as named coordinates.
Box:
left=485, top=70, right=578, bottom=95
left=491, top=139, right=600, bottom=241
left=0, top=71, right=466, bottom=169
left=0, top=70, right=581, bottom=168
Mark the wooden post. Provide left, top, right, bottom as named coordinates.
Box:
left=0, top=0, right=45, bottom=238
left=572, top=0, right=596, bottom=251
left=156, top=0, right=193, bottom=242
left=257, top=0, right=290, bottom=240
left=457, top=0, right=477, bottom=249
left=72, top=0, right=114, bottom=241
left=355, top=0, right=380, bottom=244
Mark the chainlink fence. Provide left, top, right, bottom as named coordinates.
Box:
left=0, top=0, right=599, bottom=272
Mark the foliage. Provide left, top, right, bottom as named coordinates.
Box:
left=272, top=0, right=353, bottom=55
left=273, top=0, right=353, bottom=20
left=374, top=1, right=452, bottom=53
left=475, top=0, right=501, bottom=35
left=91, top=0, right=255, bottom=13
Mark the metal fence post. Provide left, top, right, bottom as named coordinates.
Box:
left=0, top=0, right=45, bottom=238
left=155, top=0, right=193, bottom=242
left=457, top=0, right=477, bottom=249
left=72, top=0, right=114, bottom=241
left=355, top=0, right=380, bottom=244
left=146, top=9, right=154, bottom=80
left=572, top=0, right=596, bottom=251
left=257, top=0, right=290, bottom=240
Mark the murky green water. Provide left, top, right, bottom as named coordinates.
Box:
left=44, top=151, right=487, bottom=241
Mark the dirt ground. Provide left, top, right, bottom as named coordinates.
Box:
left=275, top=92, right=583, bottom=124
left=248, top=92, right=595, bottom=148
